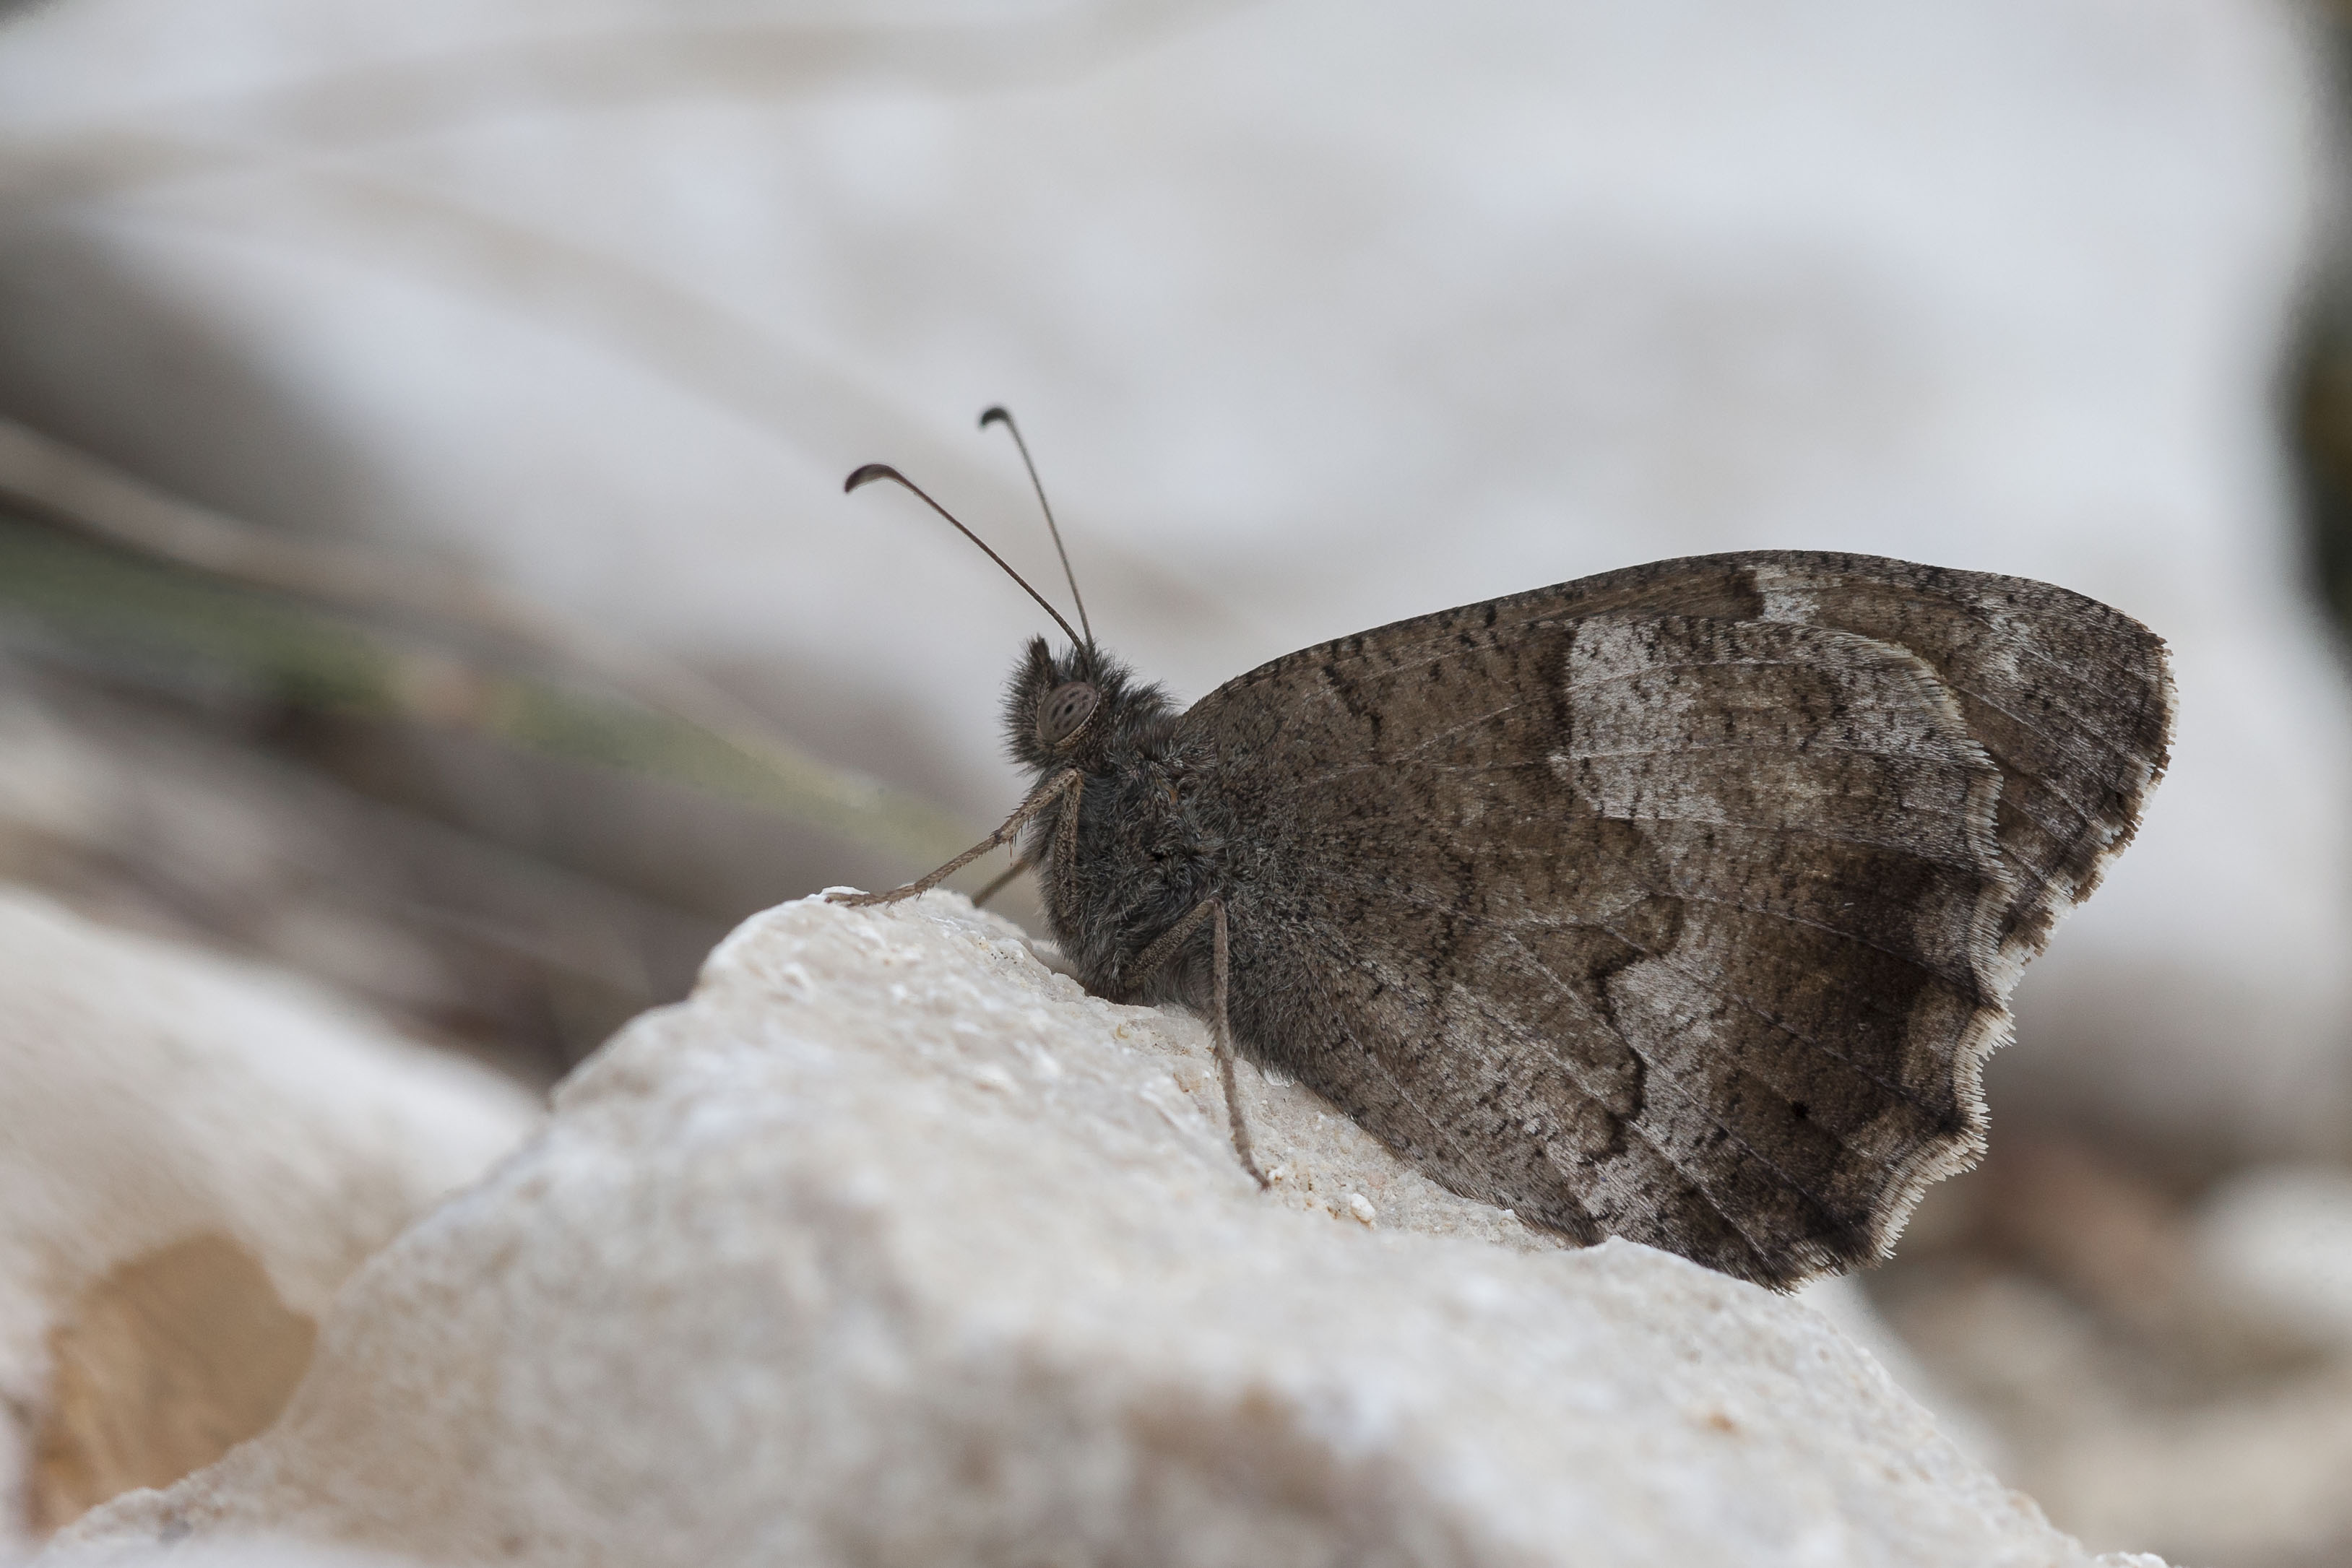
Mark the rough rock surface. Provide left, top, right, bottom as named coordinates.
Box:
left=0, top=888, right=540, bottom=1554
left=53, top=894, right=2162, bottom=1567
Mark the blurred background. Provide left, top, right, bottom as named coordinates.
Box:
left=4, top=0, right=2352, bottom=1561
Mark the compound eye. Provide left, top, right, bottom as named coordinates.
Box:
left=1039, top=681, right=1099, bottom=744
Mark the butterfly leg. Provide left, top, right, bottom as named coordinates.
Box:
left=827, top=769, right=1081, bottom=908
left=1128, top=898, right=1268, bottom=1190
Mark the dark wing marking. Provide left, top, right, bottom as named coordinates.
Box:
left=1177, top=552, right=2169, bottom=1287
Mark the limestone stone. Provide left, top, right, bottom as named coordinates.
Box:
left=0, top=888, right=540, bottom=1554
left=52, top=895, right=2163, bottom=1567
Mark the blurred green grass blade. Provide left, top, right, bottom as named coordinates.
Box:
left=0, top=508, right=983, bottom=876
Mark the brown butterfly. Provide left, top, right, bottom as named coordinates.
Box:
left=836, top=411, right=2172, bottom=1288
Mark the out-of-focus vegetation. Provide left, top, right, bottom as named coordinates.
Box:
left=2294, top=310, right=2352, bottom=633
left=0, top=423, right=998, bottom=1075
left=2296, top=19, right=2352, bottom=642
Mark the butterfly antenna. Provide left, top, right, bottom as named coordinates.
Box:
left=842, top=464, right=1084, bottom=649
left=980, top=406, right=1091, bottom=646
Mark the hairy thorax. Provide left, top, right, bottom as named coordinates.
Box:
left=1029, top=740, right=1228, bottom=1004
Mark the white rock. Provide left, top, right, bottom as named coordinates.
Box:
left=51, top=895, right=2163, bottom=1567
left=1791, top=1275, right=2007, bottom=1473
left=0, top=888, right=540, bottom=1555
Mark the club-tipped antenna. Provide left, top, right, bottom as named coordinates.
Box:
left=842, top=463, right=1084, bottom=649
left=980, top=406, right=1091, bottom=646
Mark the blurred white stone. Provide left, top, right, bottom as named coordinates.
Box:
left=1870, top=1162, right=2352, bottom=1564
left=0, top=888, right=540, bottom=1556
left=0, top=0, right=2338, bottom=1158
left=2028, top=1355, right=2352, bottom=1568
left=49, top=895, right=2162, bottom=1568
left=49, top=1541, right=430, bottom=1568
left=2195, top=1164, right=2352, bottom=1345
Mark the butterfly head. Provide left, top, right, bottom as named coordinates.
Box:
left=1004, top=638, right=1177, bottom=775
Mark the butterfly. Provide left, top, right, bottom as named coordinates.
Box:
left=834, top=412, right=2172, bottom=1289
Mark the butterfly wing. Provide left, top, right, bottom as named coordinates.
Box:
left=1179, top=552, right=2169, bottom=1286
